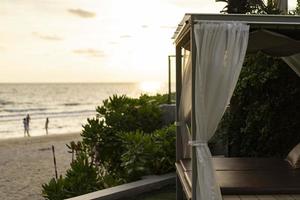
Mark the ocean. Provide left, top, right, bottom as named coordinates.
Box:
left=0, top=83, right=171, bottom=139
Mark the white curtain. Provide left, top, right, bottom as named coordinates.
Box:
left=276, top=0, right=288, bottom=14
left=192, top=22, right=249, bottom=200
left=282, top=53, right=300, bottom=77
left=179, top=50, right=192, bottom=158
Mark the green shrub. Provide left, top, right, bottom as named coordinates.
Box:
left=121, top=131, right=153, bottom=181
left=96, top=94, right=164, bottom=133
left=151, top=125, right=176, bottom=174
left=82, top=118, right=124, bottom=174
left=42, top=176, right=66, bottom=200
left=63, top=153, right=101, bottom=197
left=80, top=95, right=166, bottom=179
left=120, top=125, right=176, bottom=181
left=43, top=94, right=176, bottom=199
left=42, top=154, right=101, bottom=200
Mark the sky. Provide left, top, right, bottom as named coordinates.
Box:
left=0, top=0, right=297, bottom=83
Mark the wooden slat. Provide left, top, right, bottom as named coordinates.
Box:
left=291, top=194, right=300, bottom=200
left=184, top=171, right=192, bottom=188
left=180, top=159, right=192, bottom=172
left=223, top=195, right=241, bottom=200
left=176, top=162, right=192, bottom=200
left=239, top=195, right=259, bottom=200
left=256, top=195, right=277, bottom=200
left=273, top=195, right=294, bottom=200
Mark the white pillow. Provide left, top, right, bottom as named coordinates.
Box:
left=287, top=143, right=300, bottom=169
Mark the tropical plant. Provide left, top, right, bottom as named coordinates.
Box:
left=297, top=0, right=300, bottom=14
left=216, top=53, right=300, bottom=157
left=120, top=125, right=176, bottom=181
left=42, top=176, right=66, bottom=200
left=290, top=0, right=300, bottom=14
left=80, top=94, right=166, bottom=177
left=213, top=0, right=300, bottom=159
left=217, top=0, right=281, bottom=14
left=63, top=153, right=100, bottom=197
left=96, top=94, right=163, bottom=134
left=43, top=94, right=176, bottom=199
left=120, top=131, right=153, bottom=181
left=42, top=153, right=101, bottom=200
left=151, top=125, right=176, bottom=174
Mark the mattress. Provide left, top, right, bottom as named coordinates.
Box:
left=180, top=157, right=300, bottom=194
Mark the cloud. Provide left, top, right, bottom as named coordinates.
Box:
left=68, top=9, right=96, bottom=18
left=0, top=47, right=5, bottom=52
left=120, top=35, right=131, bottom=38
left=168, top=0, right=212, bottom=7
left=73, top=48, right=105, bottom=57
left=160, top=25, right=176, bottom=29
left=32, top=32, right=63, bottom=41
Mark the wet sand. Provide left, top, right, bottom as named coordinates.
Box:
left=0, top=133, right=81, bottom=200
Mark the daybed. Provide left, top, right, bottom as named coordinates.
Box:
left=173, top=14, right=300, bottom=200
left=178, top=157, right=300, bottom=195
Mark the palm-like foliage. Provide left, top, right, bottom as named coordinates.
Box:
left=217, top=0, right=281, bottom=14
left=295, top=0, right=300, bottom=14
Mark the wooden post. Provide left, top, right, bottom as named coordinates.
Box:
left=176, top=45, right=183, bottom=200
left=190, top=16, right=198, bottom=200
left=168, top=55, right=172, bottom=104
left=52, top=145, right=58, bottom=179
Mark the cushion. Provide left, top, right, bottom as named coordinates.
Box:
left=287, top=143, right=300, bottom=169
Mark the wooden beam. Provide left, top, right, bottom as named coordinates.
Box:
left=190, top=15, right=197, bottom=200
left=176, top=44, right=183, bottom=200
left=168, top=56, right=172, bottom=104
left=175, top=46, right=183, bottom=163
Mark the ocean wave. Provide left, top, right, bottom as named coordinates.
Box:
left=62, top=103, right=81, bottom=106
left=0, top=100, right=14, bottom=106
left=3, top=108, right=47, bottom=113
left=0, top=130, right=13, bottom=133
left=0, top=109, right=96, bottom=122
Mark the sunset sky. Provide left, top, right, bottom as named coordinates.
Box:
left=0, top=0, right=297, bottom=83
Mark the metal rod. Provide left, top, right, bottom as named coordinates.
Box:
left=52, top=145, right=58, bottom=179
left=168, top=56, right=172, bottom=104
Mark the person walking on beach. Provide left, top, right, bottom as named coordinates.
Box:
left=23, top=118, right=27, bottom=137
left=25, top=114, right=31, bottom=136
left=45, top=117, right=49, bottom=135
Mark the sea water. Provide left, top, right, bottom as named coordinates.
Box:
left=0, top=83, right=170, bottom=139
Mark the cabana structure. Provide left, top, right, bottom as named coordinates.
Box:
left=173, top=14, right=300, bottom=200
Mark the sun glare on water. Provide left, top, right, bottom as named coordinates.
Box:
left=139, top=81, right=162, bottom=94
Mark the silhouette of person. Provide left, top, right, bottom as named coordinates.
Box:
left=45, top=117, right=49, bottom=135
left=23, top=118, right=27, bottom=137
left=25, top=114, right=30, bottom=136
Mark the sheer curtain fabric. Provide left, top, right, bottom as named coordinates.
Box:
left=282, top=53, right=300, bottom=77
left=193, top=22, right=249, bottom=200
left=179, top=51, right=192, bottom=158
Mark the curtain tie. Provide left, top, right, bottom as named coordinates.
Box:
left=175, top=121, right=182, bottom=126
left=189, top=140, right=208, bottom=163
left=188, top=140, right=207, bottom=147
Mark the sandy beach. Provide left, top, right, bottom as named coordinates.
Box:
left=0, top=133, right=82, bottom=200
